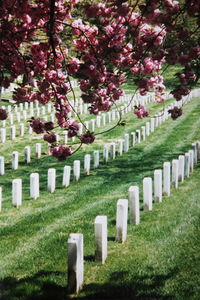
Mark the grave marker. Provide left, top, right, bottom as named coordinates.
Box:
left=94, top=216, right=107, bottom=264
left=116, top=199, right=128, bottom=243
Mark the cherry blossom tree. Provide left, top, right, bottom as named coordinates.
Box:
left=0, top=0, right=199, bottom=160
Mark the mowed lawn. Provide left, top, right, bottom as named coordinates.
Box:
left=0, top=95, right=200, bottom=300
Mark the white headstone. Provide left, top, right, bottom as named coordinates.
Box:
left=150, top=118, right=155, bottom=133
left=12, top=178, right=22, bottom=207
left=62, top=166, right=71, bottom=187
left=28, top=125, right=33, bottom=135
left=9, top=113, right=14, bottom=125
left=0, top=186, right=2, bottom=211
left=91, top=119, right=95, bottom=132
left=136, top=129, right=141, bottom=143
left=103, top=145, right=109, bottom=163
left=102, top=114, right=106, bottom=126
left=124, top=134, right=129, bottom=152
left=118, top=139, right=124, bottom=156
left=84, top=154, right=91, bottom=175
left=131, top=132, right=136, bottom=146
left=154, top=169, right=162, bottom=203
left=12, top=151, right=19, bottom=170
left=178, top=155, right=185, bottom=182
left=197, top=141, right=200, bottom=160
left=188, top=150, right=194, bottom=172
left=94, top=151, right=99, bottom=168
left=143, top=177, right=152, bottom=211
left=24, top=146, right=31, bottom=163
left=0, top=128, right=6, bottom=143
left=23, top=110, right=27, bottom=120
left=128, top=186, right=140, bottom=225
left=67, top=233, right=84, bottom=294
left=0, top=157, right=5, bottom=176
left=172, top=159, right=179, bottom=188
left=73, top=160, right=80, bottom=181
left=191, top=143, right=197, bottom=164
left=19, top=123, right=24, bottom=136
left=146, top=122, right=150, bottom=136
left=30, top=173, right=39, bottom=200
left=110, top=142, right=116, bottom=160
left=184, top=153, right=190, bottom=178
left=163, top=162, right=170, bottom=196
left=10, top=125, right=16, bottom=140
left=96, top=116, right=101, bottom=128
left=35, top=143, right=42, bottom=159
left=95, top=216, right=107, bottom=264
left=116, top=199, right=128, bottom=243
left=141, top=126, right=146, bottom=141
left=47, top=168, right=56, bottom=193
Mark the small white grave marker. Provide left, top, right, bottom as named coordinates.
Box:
left=12, top=151, right=19, bottom=170
left=124, top=134, right=129, bottom=152
left=118, top=139, right=124, bottom=156
left=19, top=123, right=24, bottom=136
left=47, top=168, right=56, bottom=193
left=178, top=155, right=185, bottom=182
left=73, top=160, right=80, bottom=181
left=94, top=150, right=100, bottom=168
left=0, top=157, right=5, bottom=175
left=143, top=177, right=152, bottom=211
left=172, top=159, right=179, bottom=188
left=12, top=178, right=22, bottom=207
left=103, top=145, right=109, bottom=163
left=188, top=150, right=194, bottom=172
left=30, top=173, right=39, bottom=200
left=116, top=199, right=128, bottom=243
left=95, top=216, right=107, bottom=264
left=131, top=132, right=136, bottom=146
left=24, top=146, right=31, bottom=163
left=128, top=186, right=140, bottom=225
left=67, top=233, right=84, bottom=294
left=84, top=154, right=91, bottom=175
left=62, top=166, right=71, bottom=187
left=184, top=153, right=190, bottom=178
left=154, top=170, right=162, bottom=203
left=136, top=129, right=141, bottom=143
left=0, top=128, right=6, bottom=143
left=10, top=125, right=16, bottom=140
left=163, top=162, right=170, bottom=196
left=35, top=143, right=42, bottom=159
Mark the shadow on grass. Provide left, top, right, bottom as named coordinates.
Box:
left=0, top=269, right=177, bottom=300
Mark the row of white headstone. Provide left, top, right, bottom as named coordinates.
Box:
left=66, top=141, right=200, bottom=294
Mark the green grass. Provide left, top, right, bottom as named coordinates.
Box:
left=0, top=94, right=200, bottom=299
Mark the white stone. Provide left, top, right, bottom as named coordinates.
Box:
left=67, top=233, right=84, bottom=294
left=95, top=216, right=107, bottom=264
left=84, top=103, right=88, bottom=114
left=12, top=151, right=19, bottom=170
left=128, top=186, right=140, bottom=225
left=0, top=128, right=6, bottom=143
left=0, top=157, right=5, bottom=176
left=73, top=160, right=80, bottom=181
left=63, top=131, right=68, bottom=144
left=197, top=141, right=200, bottom=160
left=91, top=119, right=95, bottom=132
left=178, top=155, right=185, bottom=182
left=30, top=173, right=39, bottom=200
left=116, top=199, right=128, bottom=243
left=154, top=169, right=162, bottom=203
left=107, top=111, right=111, bottom=123
left=143, top=177, right=152, bottom=211
left=124, top=134, right=129, bottom=152
left=24, top=146, right=31, bottom=163
left=10, top=125, right=16, bottom=140
left=0, top=186, right=2, bottom=211
left=84, top=154, right=91, bottom=175
left=163, top=162, right=170, bottom=196
left=50, top=113, right=55, bottom=123
left=16, top=112, right=21, bottom=123
left=12, top=178, right=22, bottom=207
left=184, top=153, right=190, bottom=178
left=94, top=151, right=99, bottom=168
left=96, top=116, right=101, bottom=128
left=188, top=150, right=194, bottom=172
left=141, top=126, right=146, bottom=141
left=84, top=121, right=89, bottom=132
left=78, top=123, right=83, bottom=135
left=19, top=123, right=24, bottom=136
left=112, top=110, right=116, bottom=121
left=42, top=106, right=46, bottom=115
left=47, top=103, right=52, bottom=113
left=172, top=159, right=179, bottom=188
left=35, top=143, right=42, bottom=159
left=118, top=139, right=124, bottom=156
left=146, top=122, right=150, bottom=136
left=23, top=110, right=27, bottom=120
left=110, top=143, right=116, bottom=159
left=9, top=113, right=14, bottom=125
left=47, top=168, right=56, bottom=193
left=29, top=108, right=34, bottom=118
left=28, top=125, right=33, bottom=135
left=192, top=143, right=198, bottom=164
left=103, top=145, right=109, bottom=163
left=102, top=114, right=106, bottom=126
left=136, top=129, right=141, bottom=143
left=131, top=132, right=136, bottom=146
left=62, top=166, right=71, bottom=187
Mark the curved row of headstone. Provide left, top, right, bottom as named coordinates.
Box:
left=66, top=141, right=200, bottom=294
left=0, top=91, right=198, bottom=206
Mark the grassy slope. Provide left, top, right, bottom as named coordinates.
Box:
left=0, top=95, right=199, bottom=299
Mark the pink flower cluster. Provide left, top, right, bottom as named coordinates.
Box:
left=134, top=105, right=149, bottom=119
